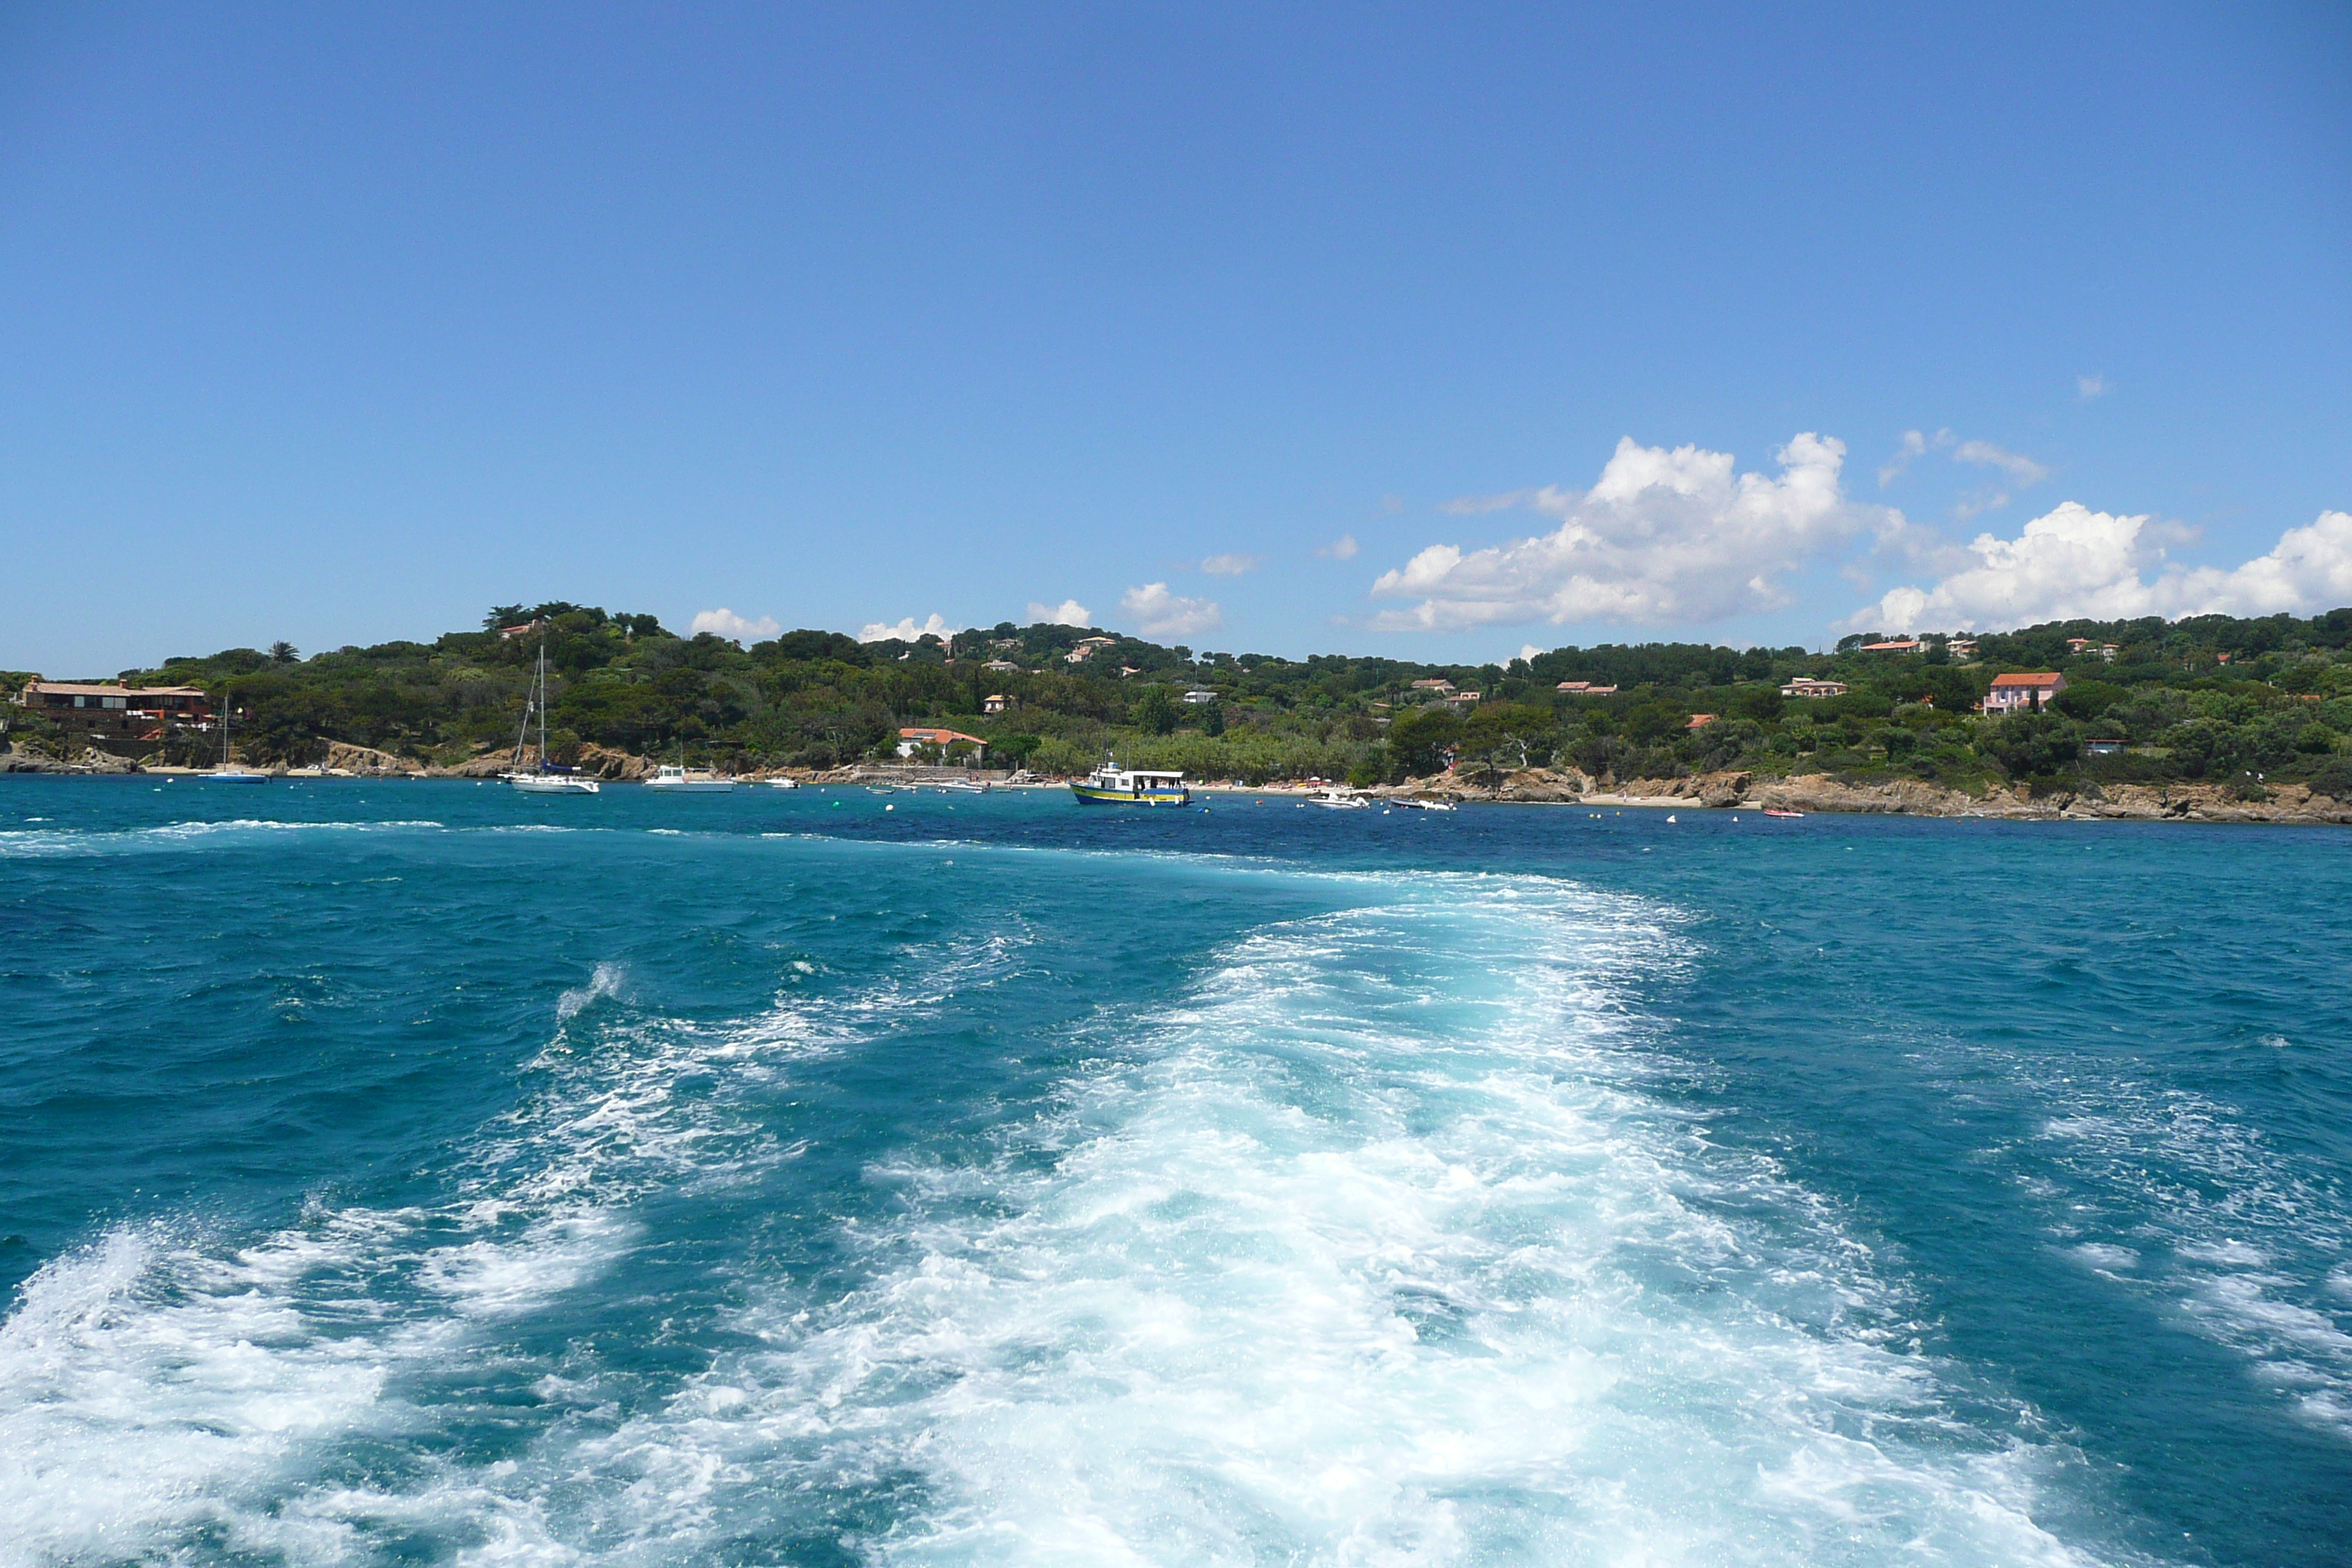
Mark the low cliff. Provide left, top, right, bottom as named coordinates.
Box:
left=1417, top=765, right=2352, bottom=826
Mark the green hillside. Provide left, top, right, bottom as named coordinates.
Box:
left=15, top=603, right=2352, bottom=796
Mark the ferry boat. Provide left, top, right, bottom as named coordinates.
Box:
left=1071, top=758, right=1190, bottom=806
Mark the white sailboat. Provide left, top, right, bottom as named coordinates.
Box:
left=505, top=644, right=600, bottom=794
left=203, top=690, right=270, bottom=782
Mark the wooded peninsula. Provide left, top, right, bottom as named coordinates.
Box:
left=8, top=604, right=2352, bottom=810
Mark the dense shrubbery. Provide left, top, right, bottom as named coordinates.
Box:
left=31, top=602, right=2349, bottom=788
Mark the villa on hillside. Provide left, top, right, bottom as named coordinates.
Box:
left=897, top=726, right=988, bottom=759
left=1983, top=672, right=2067, bottom=715
left=16, top=681, right=215, bottom=739
left=1861, top=638, right=1923, bottom=653
left=1780, top=677, right=1848, bottom=698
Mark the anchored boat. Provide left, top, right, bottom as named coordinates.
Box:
left=505, top=644, right=600, bottom=793
left=1071, top=757, right=1190, bottom=806
left=647, top=763, right=736, bottom=794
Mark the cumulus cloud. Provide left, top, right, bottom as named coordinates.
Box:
left=690, top=608, right=780, bottom=641
left=1851, top=505, right=2352, bottom=632
left=2078, top=374, right=2111, bottom=400
left=859, top=612, right=950, bottom=643
left=1026, top=599, right=1093, bottom=627
left=1517, top=644, right=1547, bottom=664
left=1317, top=535, right=1360, bottom=559
left=1120, top=583, right=1224, bottom=637
left=1367, top=433, right=1874, bottom=631
left=1199, top=554, right=1260, bottom=576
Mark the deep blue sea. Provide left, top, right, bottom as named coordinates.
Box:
left=4, top=778, right=2349, bottom=1567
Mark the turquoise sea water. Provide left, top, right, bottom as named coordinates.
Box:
left=3, top=779, right=2348, bottom=1567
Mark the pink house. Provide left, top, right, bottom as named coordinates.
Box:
left=1983, top=672, right=2066, bottom=715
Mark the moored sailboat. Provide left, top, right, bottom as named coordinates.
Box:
left=505, top=644, right=600, bottom=794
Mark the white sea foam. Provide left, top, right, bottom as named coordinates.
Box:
left=2023, top=1066, right=2352, bottom=1440
left=1, top=862, right=2126, bottom=1565
left=0, top=818, right=446, bottom=859
left=561, top=875, right=2106, bottom=1566
left=557, top=961, right=627, bottom=1020
left=0, top=919, right=953, bottom=1567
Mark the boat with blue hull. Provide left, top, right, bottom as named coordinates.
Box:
left=1071, top=758, right=1190, bottom=806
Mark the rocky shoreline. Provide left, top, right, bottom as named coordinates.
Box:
left=10, top=744, right=2351, bottom=826
left=1387, top=766, right=2352, bottom=826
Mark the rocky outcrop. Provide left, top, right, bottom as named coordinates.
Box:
left=75, top=747, right=141, bottom=774
left=1407, top=763, right=2352, bottom=826
left=1, top=745, right=64, bottom=773
left=323, top=741, right=419, bottom=775
left=572, top=744, right=654, bottom=782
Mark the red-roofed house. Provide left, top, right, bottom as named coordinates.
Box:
left=1983, top=672, right=2067, bottom=716
left=897, top=726, right=989, bottom=758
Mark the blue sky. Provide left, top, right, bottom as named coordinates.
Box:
left=4, top=3, right=2348, bottom=675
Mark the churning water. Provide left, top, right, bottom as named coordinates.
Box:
left=3, top=781, right=2348, bottom=1565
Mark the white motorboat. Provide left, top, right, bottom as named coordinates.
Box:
left=766, top=777, right=800, bottom=789
left=1390, top=796, right=1457, bottom=812
left=504, top=643, right=600, bottom=794
left=935, top=778, right=990, bottom=794
left=647, top=764, right=736, bottom=794
left=1308, top=788, right=1371, bottom=810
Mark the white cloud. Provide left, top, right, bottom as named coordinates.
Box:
left=859, top=612, right=951, bottom=643
left=1878, top=429, right=2047, bottom=490
left=1199, top=554, right=1260, bottom=576
left=1851, top=505, right=2352, bottom=632
left=1441, top=489, right=1539, bottom=516
left=690, top=608, right=780, bottom=642
left=1026, top=599, right=1093, bottom=627
left=1952, top=440, right=2049, bottom=486
left=1517, top=644, right=1546, bottom=664
left=2078, top=374, right=2111, bottom=400
left=1367, top=433, right=1875, bottom=631
left=1317, top=535, right=1359, bottom=559
left=1120, top=583, right=1224, bottom=637
left=1878, top=430, right=1934, bottom=488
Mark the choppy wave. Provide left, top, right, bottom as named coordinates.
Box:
left=2033, top=1080, right=2352, bottom=1437
left=0, top=819, right=447, bottom=858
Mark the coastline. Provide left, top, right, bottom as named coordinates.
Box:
left=11, top=743, right=2351, bottom=826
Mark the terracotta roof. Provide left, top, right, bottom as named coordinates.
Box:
left=23, top=682, right=210, bottom=699
left=1988, top=672, right=2065, bottom=687
left=899, top=726, right=987, bottom=747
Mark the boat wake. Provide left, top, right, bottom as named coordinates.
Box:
left=0, top=860, right=2131, bottom=1567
